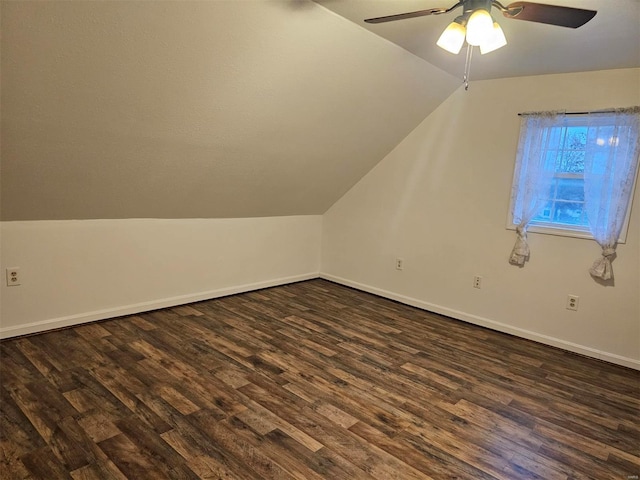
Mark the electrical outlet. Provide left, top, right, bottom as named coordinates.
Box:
left=396, top=258, right=404, bottom=270
left=6, top=267, right=21, bottom=286
left=566, top=294, right=579, bottom=311
left=473, top=275, right=482, bottom=289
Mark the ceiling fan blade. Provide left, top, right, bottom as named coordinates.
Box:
left=503, top=2, right=596, bottom=28
left=364, top=8, right=446, bottom=24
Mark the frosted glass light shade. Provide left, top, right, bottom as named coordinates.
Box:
left=480, top=21, right=507, bottom=54
left=465, top=9, right=493, bottom=46
left=436, top=20, right=466, bottom=54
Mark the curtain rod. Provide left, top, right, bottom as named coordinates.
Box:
left=518, top=107, right=639, bottom=117
left=517, top=109, right=616, bottom=117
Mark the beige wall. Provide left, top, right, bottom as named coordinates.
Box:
left=0, top=216, right=321, bottom=338
left=322, top=68, right=640, bottom=369
left=1, top=0, right=456, bottom=221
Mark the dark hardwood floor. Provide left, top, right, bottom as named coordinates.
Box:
left=1, top=279, right=638, bottom=479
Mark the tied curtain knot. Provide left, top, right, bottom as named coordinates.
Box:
left=589, top=246, right=617, bottom=280
left=509, top=226, right=529, bottom=266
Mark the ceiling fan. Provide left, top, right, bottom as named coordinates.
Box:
left=364, top=0, right=597, bottom=88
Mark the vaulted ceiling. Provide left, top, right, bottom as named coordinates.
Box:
left=1, top=0, right=457, bottom=220
left=2, top=1, right=638, bottom=221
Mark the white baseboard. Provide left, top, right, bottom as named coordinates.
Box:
left=0, top=273, right=319, bottom=339
left=4, top=271, right=637, bottom=370
left=320, top=273, right=640, bottom=371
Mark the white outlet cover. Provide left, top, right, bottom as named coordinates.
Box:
left=566, top=295, right=579, bottom=311
left=6, top=267, right=21, bottom=286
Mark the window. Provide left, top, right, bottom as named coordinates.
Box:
left=530, top=121, right=590, bottom=232
left=509, top=114, right=637, bottom=240
left=507, top=108, right=640, bottom=280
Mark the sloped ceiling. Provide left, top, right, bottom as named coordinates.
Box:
left=1, top=0, right=458, bottom=221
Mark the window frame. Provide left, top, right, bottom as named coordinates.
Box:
left=506, top=114, right=639, bottom=244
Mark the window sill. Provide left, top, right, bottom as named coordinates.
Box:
left=505, top=223, right=628, bottom=244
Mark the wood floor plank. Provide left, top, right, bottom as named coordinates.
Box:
left=0, top=385, right=47, bottom=454
left=1, top=279, right=638, bottom=479
left=350, top=420, right=496, bottom=480
left=262, top=429, right=370, bottom=480
left=236, top=381, right=433, bottom=480
left=97, top=433, right=168, bottom=479
left=225, top=418, right=327, bottom=480
left=20, top=446, right=71, bottom=479
left=187, top=410, right=297, bottom=480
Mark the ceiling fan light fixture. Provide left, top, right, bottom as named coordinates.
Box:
left=363, top=0, right=598, bottom=90
left=479, top=21, right=507, bottom=54
left=436, top=17, right=466, bottom=54
left=465, top=8, right=494, bottom=46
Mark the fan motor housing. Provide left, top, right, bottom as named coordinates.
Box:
left=462, top=0, right=494, bottom=16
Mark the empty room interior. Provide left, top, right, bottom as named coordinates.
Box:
left=1, top=0, right=639, bottom=479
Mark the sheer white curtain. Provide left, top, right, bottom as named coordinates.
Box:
left=584, top=107, right=640, bottom=280
left=508, top=112, right=564, bottom=266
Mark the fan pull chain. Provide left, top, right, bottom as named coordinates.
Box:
left=463, top=44, right=473, bottom=90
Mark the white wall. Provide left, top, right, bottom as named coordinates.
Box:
left=0, top=216, right=321, bottom=338
left=322, top=68, right=640, bottom=369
